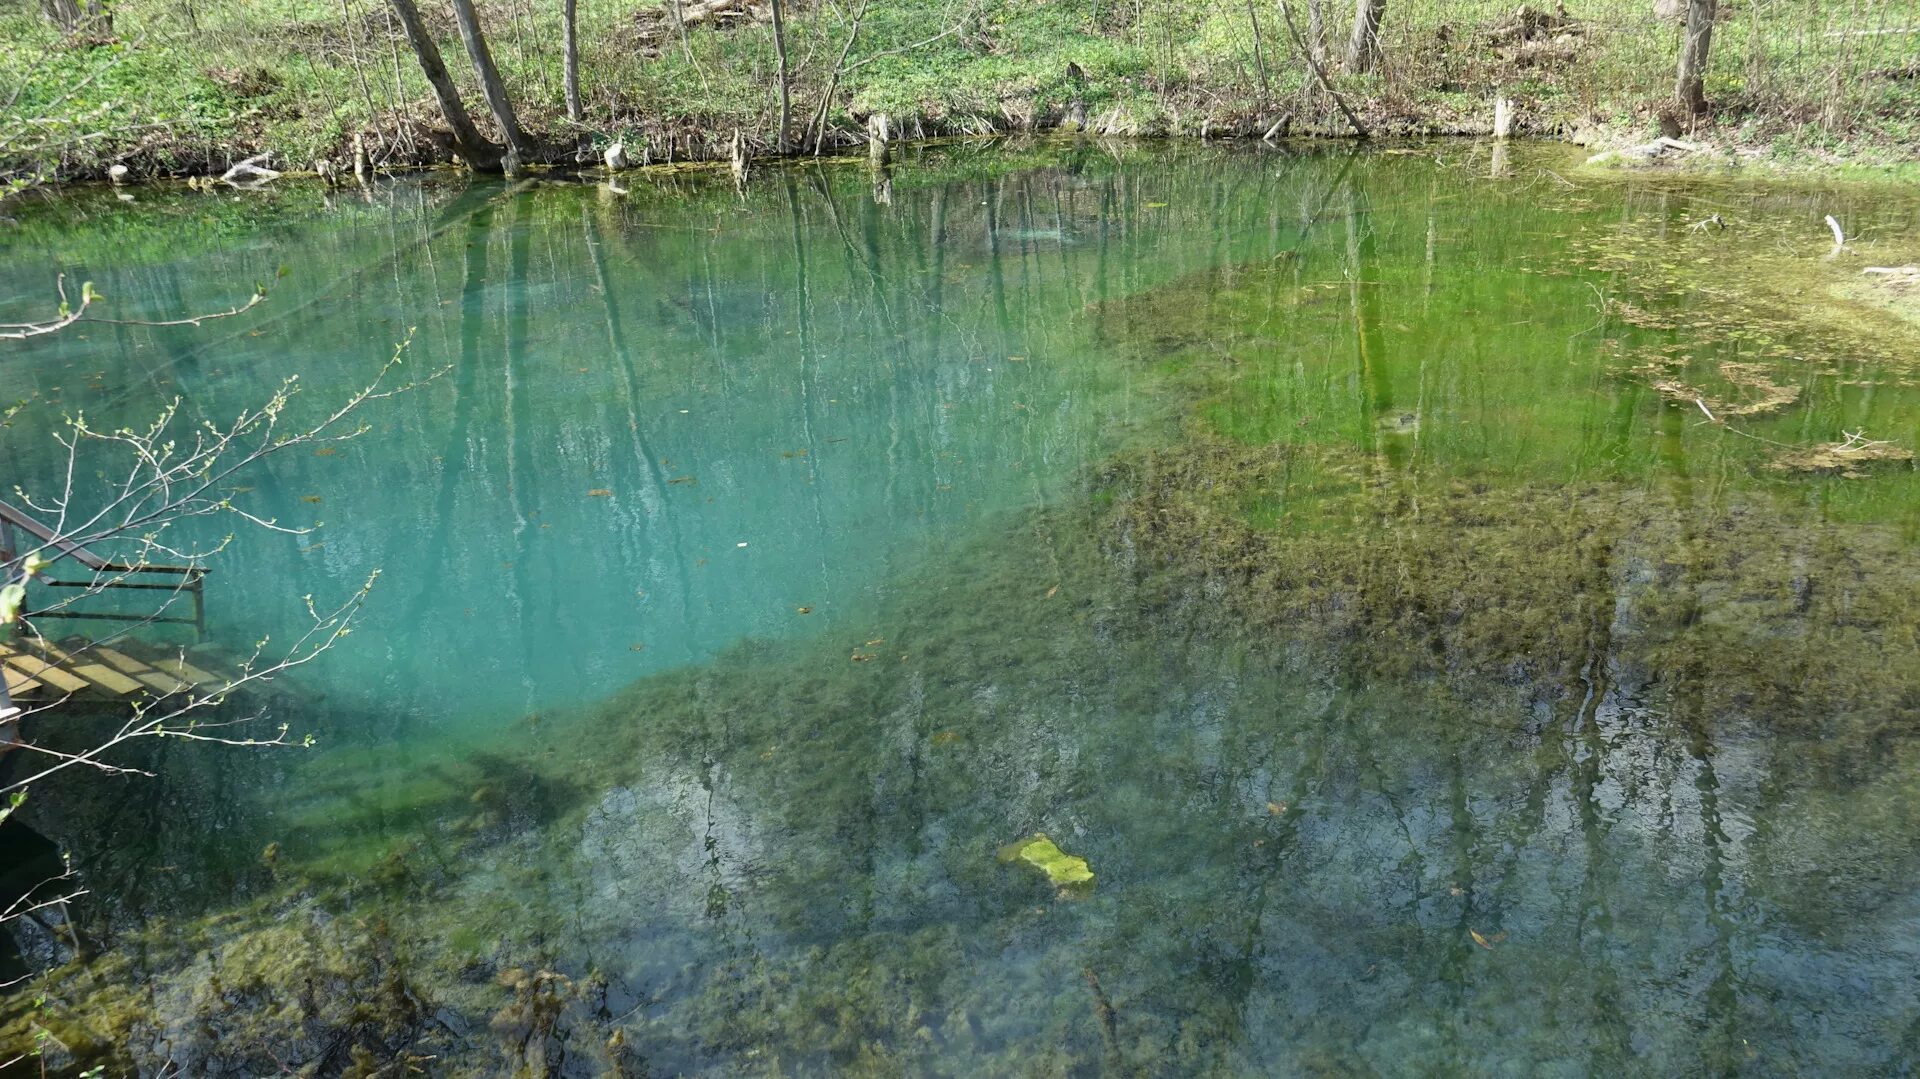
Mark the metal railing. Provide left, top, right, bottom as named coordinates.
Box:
left=0, top=500, right=208, bottom=643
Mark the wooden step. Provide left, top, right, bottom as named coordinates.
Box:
left=2, top=654, right=89, bottom=695
left=29, top=641, right=144, bottom=697
left=68, top=661, right=141, bottom=696
left=93, top=647, right=191, bottom=694
left=3, top=664, right=43, bottom=698
left=149, top=655, right=227, bottom=691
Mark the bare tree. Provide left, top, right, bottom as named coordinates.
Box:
left=563, top=0, right=583, bottom=125
left=0, top=278, right=435, bottom=1075
left=1346, top=0, right=1385, bottom=72
left=1279, top=0, right=1369, bottom=136
left=448, top=0, right=534, bottom=174
left=38, top=0, right=81, bottom=32
left=38, top=0, right=110, bottom=34
left=2, top=285, right=443, bottom=791
left=770, top=0, right=793, bottom=153
left=1675, top=0, right=1717, bottom=120
left=384, top=0, right=503, bottom=170
left=1246, top=0, right=1271, bottom=97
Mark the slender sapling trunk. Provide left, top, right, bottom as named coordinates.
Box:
left=563, top=0, right=583, bottom=124
left=770, top=0, right=793, bottom=154
left=448, top=0, right=533, bottom=173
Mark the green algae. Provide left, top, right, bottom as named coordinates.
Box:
left=21, top=437, right=1920, bottom=1073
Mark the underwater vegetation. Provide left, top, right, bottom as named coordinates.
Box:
left=15, top=426, right=1920, bottom=1075
left=6, top=147, right=1920, bottom=1076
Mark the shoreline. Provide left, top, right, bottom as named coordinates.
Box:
left=11, top=126, right=1920, bottom=200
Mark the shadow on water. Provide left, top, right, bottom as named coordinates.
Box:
left=2, top=140, right=1920, bottom=1075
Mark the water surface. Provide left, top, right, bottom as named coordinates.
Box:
left=4, top=142, right=1920, bottom=1076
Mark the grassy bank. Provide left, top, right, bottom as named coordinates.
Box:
left=1, top=0, right=1916, bottom=185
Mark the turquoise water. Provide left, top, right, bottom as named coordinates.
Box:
left=4, top=142, right=1920, bottom=1075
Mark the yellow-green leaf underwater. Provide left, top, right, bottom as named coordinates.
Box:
left=997, top=833, right=1094, bottom=890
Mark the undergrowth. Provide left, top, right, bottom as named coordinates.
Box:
left=0, top=0, right=1915, bottom=183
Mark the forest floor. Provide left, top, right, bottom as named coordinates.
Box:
left=1, top=0, right=1916, bottom=187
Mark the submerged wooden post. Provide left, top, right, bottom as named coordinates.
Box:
left=729, top=129, right=749, bottom=188
left=1493, top=96, right=1514, bottom=139
left=867, top=112, right=892, bottom=167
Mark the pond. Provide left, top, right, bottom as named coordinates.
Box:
left=3, top=140, right=1920, bottom=1076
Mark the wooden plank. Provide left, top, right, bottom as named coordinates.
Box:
left=93, top=648, right=191, bottom=694
left=4, top=655, right=89, bottom=695
left=30, top=641, right=144, bottom=696
left=70, top=662, right=143, bottom=696
left=88, top=645, right=159, bottom=675
left=149, top=656, right=227, bottom=690
left=3, top=665, right=43, bottom=697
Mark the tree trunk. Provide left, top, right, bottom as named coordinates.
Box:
left=1345, top=0, right=1385, bottom=73
left=448, top=0, right=533, bottom=174
left=82, top=0, right=109, bottom=31
left=40, top=0, right=80, bottom=32
left=562, top=0, right=583, bottom=124
left=1674, top=0, right=1716, bottom=119
left=1306, top=0, right=1326, bottom=65
left=385, top=0, right=501, bottom=170
left=1245, top=0, right=1271, bottom=98
left=770, top=0, right=792, bottom=154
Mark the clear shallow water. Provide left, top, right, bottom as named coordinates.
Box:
left=4, top=142, right=1920, bottom=1076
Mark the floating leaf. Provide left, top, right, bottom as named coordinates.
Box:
left=795, top=606, right=813, bottom=615
left=998, top=833, right=1094, bottom=893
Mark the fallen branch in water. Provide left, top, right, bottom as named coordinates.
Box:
left=1824, top=214, right=1847, bottom=257
left=1083, top=968, right=1125, bottom=1074
left=221, top=152, right=282, bottom=186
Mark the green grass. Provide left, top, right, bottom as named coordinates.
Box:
left=1, top=0, right=1915, bottom=182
